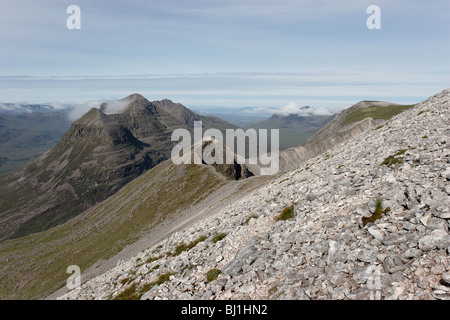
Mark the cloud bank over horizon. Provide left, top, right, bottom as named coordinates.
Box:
left=244, top=102, right=338, bottom=117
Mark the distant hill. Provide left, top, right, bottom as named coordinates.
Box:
left=279, top=101, right=415, bottom=172
left=0, top=103, right=71, bottom=115
left=245, top=107, right=333, bottom=150
left=0, top=94, right=239, bottom=240
left=0, top=111, right=72, bottom=174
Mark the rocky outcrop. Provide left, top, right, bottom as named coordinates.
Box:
left=59, top=89, right=450, bottom=300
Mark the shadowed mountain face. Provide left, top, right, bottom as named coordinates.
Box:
left=0, top=94, right=238, bottom=241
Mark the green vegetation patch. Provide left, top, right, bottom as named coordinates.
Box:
left=170, top=235, right=208, bottom=257
left=381, top=148, right=413, bottom=167
left=145, top=255, right=164, bottom=264
left=113, top=271, right=176, bottom=300
left=244, top=214, right=259, bottom=224
left=212, top=233, right=227, bottom=243
left=206, top=269, right=221, bottom=282
left=113, top=282, right=139, bottom=300
left=276, top=205, right=295, bottom=221
left=342, top=104, right=415, bottom=126
left=362, top=198, right=390, bottom=227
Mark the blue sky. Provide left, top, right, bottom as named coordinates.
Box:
left=0, top=0, right=449, bottom=111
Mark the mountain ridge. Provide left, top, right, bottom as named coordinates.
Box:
left=0, top=94, right=239, bottom=240
left=57, top=88, right=450, bottom=301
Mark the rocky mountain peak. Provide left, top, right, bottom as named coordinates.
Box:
left=74, top=107, right=113, bottom=127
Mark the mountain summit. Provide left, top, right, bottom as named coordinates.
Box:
left=0, top=94, right=237, bottom=240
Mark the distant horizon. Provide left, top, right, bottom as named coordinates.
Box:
left=0, top=72, right=443, bottom=112
left=1, top=1, right=449, bottom=112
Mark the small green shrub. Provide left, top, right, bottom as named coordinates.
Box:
left=362, top=198, right=390, bottom=227
left=276, top=205, right=295, bottom=221
left=170, top=235, right=208, bottom=256
left=245, top=214, right=258, bottom=224
left=268, top=285, right=278, bottom=295
left=206, top=269, right=221, bottom=282
left=381, top=155, right=403, bottom=167
left=145, top=255, right=163, bottom=264
left=212, top=233, right=227, bottom=243
left=114, top=271, right=176, bottom=300
left=381, top=148, right=415, bottom=167
left=113, top=283, right=138, bottom=300
left=395, top=149, right=408, bottom=156
left=155, top=271, right=176, bottom=285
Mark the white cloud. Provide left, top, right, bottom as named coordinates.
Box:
left=67, top=100, right=105, bottom=122
left=245, top=102, right=337, bottom=117
left=67, top=98, right=131, bottom=122
left=100, top=99, right=130, bottom=114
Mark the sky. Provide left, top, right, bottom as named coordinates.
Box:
left=0, top=0, right=449, bottom=112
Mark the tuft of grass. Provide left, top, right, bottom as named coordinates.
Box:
left=206, top=269, right=221, bottom=282
left=145, top=255, right=163, bottom=264
left=155, top=271, right=176, bottom=285
left=245, top=214, right=259, bottom=224
left=395, top=149, right=408, bottom=156
left=268, top=285, right=278, bottom=295
left=374, top=125, right=384, bottom=130
left=381, top=148, right=414, bottom=167
left=362, top=198, right=390, bottom=227
left=113, top=271, right=176, bottom=300
left=276, top=205, right=295, bottom=221
left=170, top=235, right=208, bottom=257
left=113, top=282, right=139, bottom=300
left=212, top=233, right=227, bottom=243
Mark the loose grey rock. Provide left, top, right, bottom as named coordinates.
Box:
left=418, top=230, right=450, bottom=251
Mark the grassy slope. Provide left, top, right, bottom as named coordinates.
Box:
left=342, top=104, right=415, bottom=126
left=0, top=160, right=228, bottom=299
